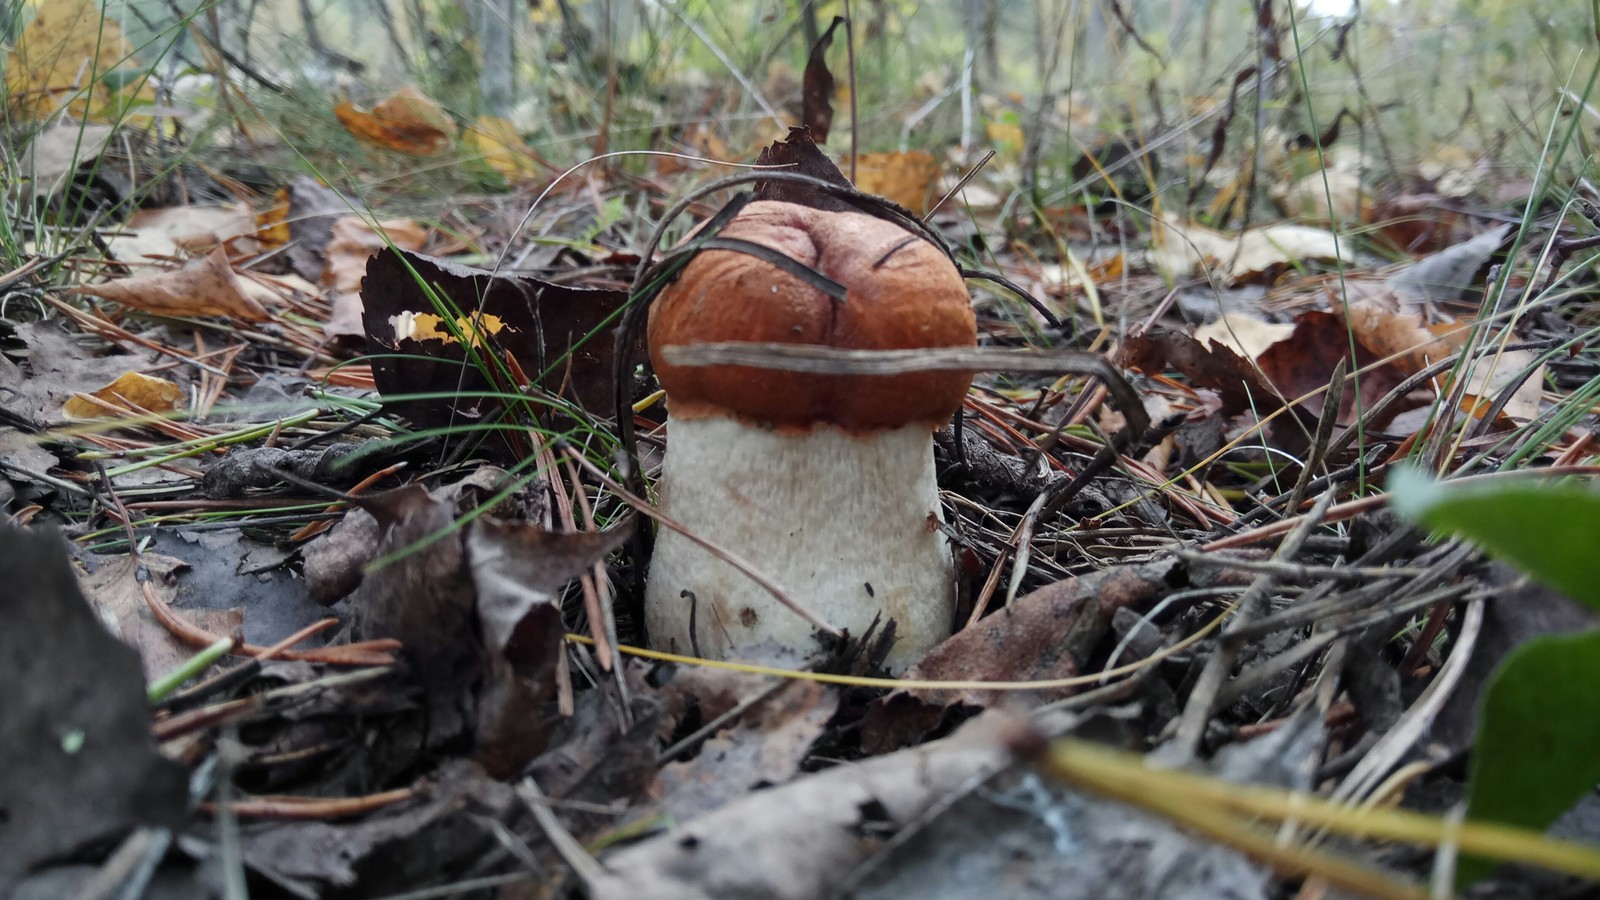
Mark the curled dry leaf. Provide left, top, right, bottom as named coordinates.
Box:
left=334, top=85, right=457, bottom=156
left=337, top=469, right=629, bottom=775
left=71, top=246, right=271, bottom=322
left=61, top=370, right=185, bottom=420
left=593, top=718, right=1014, bottom=900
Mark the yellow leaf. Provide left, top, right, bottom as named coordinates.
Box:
left=848, top=151, right=941, bottom=215
left=256, top=188, right=293, bottom=249
left=468, top=116, right=541, bottom=180
left=6, top=0, right=143, bottom=120
left=63, top=371, right=184, bottom=420
left=985, top=119, right=1024, bottom=157
left=334, top=86, right=457, bottom=156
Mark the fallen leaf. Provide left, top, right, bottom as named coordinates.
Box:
left=801, top=17, right=844, bottom=142
left=1419, top=145, right=1483, bottom=199
left=1122, top=330, right=1280, bottom=417
left=71, top=246, right=271, bottom=321
left=77, top=551, right=244, bottom=684
left=1386, top=223, right=1512, bottom=303
left=849, top=150, right=941, bottom=215
left=467, top=115, right=542, bottom=180
left=0, top=526, right=188, bottom=892
left=593, top=719, right=1014, bottom=900
left=5, top=0, right=147, bottom=120
left=1255, top=309, right=1412, bottom=424
left=657, top=679, right=838, bottom=821
left=62, top=370, right=184, bottom=419
left=107, top=204, right=262, bottom=261
left=8, top=122, right=115, bottom=199
left=240, top=761, right=521, bottom=893
left=0, top=322, right=150, bottom=423
left=334, top=86, right=457, bottom=156
left=360, top=247, right=631, bottom=423
left=752, top=129, right=855, bottom=213
left=322, top=216, right=428, bottom=338
left=342, top=469, right=629, bottom=773
left=1193, top=312, right=1296, bottom=360
left=1370, top=193, right=1458, bottom=255
left=281, top=177, right=352, bottom=283
left=1277, top=168, right=1367, bottom=224
left=256, top=188, right=293, bottom=249
left=1153, top=215, right=1348, bottom=285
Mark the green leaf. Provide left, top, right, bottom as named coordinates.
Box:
left=1458, top=631, right=1600, bottom=885
left=1387, top=466, right=1600, bottom=613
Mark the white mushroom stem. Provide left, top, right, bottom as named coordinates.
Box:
left=645, top=415, right=956, bottom=672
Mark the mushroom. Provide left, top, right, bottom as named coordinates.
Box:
left=645, top=200, right=977, bottom=672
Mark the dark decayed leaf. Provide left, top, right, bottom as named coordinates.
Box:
left=1122, top=329, right=1279, bottom=418
left=466, top=516, right=632, bottom=776
left=240, top=759, right=526, bottom=894
left=751, top=127, right=855, bottom=213
left=341, top=468, right=630, bottom=774
left=801, top=16, right=845, bottom=143
left=360, top=248, right=630, bottom=427
left=201, top=442, right=363, bottom=500
left=0, top=526, right=187, bottom=891
left=863, top=558, right=1188, bottom=752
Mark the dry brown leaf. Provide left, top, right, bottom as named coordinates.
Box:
left=72, top=246, right=271, bottom=321
left=324, top=217, right=429, bottom=292
left=1254, top=310, right=1410, bottom=424
left=78, top=553, right=244, bottom=684
left=1335, top=295, right=1543, bottom=424
left=62, top=371, right=184, bottom=420
left=322, top=217, right=428, bottom=338
left=108, top=204, right=261, bottom=261
left=5, top=0, right=148, bottom=120
left=1153, top=216, right=1348, bottom=285
left=849, top=151, right=941, bottom=215
left=334, top=86, right=457, bottom=156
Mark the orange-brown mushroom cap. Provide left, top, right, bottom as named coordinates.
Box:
left=648, top=200, right=977, bottom=431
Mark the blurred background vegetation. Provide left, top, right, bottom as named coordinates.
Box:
left=2, top=0, right=1597, bottom=237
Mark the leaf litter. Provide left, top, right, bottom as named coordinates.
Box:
left=3, top=48, right=1600, bottom=900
